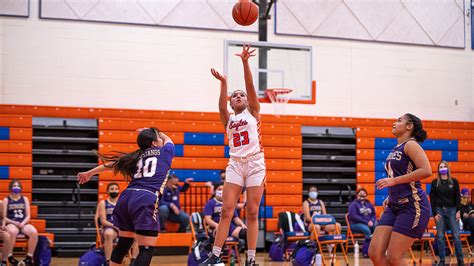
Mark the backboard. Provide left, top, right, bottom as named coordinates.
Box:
left=224, top=40, right=314, bottom=104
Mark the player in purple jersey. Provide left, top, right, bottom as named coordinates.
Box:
left=2, top=179, right=38, bottom=266
left=77, top=127, right=174, bottom=266
left=368, top=114, right=432, bottom=266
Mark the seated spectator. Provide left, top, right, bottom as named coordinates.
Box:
left=159, top=174, right=192, bottom=232
left=0, top=199, right=11, bottom=266
left=459, top=188, right=474, bottom=246
left=348, top=188, right=376, bottom=239
left=97, top=182, right=139, bottom=264
left=2, top=179, right=37, bottom=266
left=302, top=185, right=341, bottom=234
left=203, top=182, right=247, bottom=239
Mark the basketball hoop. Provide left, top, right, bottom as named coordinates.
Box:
left=265, top=88, right=292, bottom=116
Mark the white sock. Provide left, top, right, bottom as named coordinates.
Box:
left=212, top=246, right=222, bottom=257
left=247, top=249, right=256, bottom=261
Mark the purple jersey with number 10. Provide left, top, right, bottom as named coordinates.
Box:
left=127, top=143, right=175, bottom=194
left=111, top=143, right=175, bottom=232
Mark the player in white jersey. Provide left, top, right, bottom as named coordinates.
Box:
left=201, top=44, right=265, bottom=266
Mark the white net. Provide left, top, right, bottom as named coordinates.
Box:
left=266, top=89, right=292, bottom=116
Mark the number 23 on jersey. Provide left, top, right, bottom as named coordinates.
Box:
left=233, top=131, right=249, bottom=147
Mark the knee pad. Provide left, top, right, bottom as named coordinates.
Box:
left=110, top=236, right=134, bottom=263
left=238, top=228, right=247, bottom=240
left=135, top=246, right=155, bottom=265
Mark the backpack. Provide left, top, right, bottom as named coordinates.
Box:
left=187, top=237, right=213, bottom=266
left=34, top=236, right=52, bottom=266
left=278, top=211, right=307, bottom=236
left=78, top=246, right=106, bottom=266
left=290, top=239, right=318, bottom=266
left=269, top=234, right=285, bottom=261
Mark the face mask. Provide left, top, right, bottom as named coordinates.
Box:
left=439, top=168, right=448, bottom=175
left=359, top=195, right=367, bottom=201
left=215, top=190, right=223, bottom=198
left=12, top=187, right=21, bottom=194
left=109, top=192, right=119, bottom=199
left=309, top=191, right=317, bottom=200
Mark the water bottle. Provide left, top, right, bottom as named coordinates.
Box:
left=315, top=253, right=322, bottom=266
left=460, top=219, right=464, bottom=231
left=354, top=241, right=360, bottom=258
left=230, top=254, right=235, bottom=266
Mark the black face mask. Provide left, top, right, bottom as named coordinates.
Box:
left=109, top=192, right=119, bottom=199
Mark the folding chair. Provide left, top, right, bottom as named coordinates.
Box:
left=445, top=228, right=472, bottom=256
left=190, top=212, right=208, bottom=243
left=94, top=207, right=103, bottom=248
left=310, top=214, right=349, bottom=266
left=344, top=213, right=366, bottom=253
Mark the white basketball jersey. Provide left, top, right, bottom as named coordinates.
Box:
left=226, top=109, right=263, bottom=157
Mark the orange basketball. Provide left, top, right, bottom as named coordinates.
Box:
left=232, top=0, right=259, bottom=26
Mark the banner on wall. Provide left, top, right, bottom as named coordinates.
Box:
left=0, top=0, right=29, bottom=17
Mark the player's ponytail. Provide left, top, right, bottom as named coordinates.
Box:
left=405, top=113, right=427, bottom=143
left=97, top=127, right=160, bottom=181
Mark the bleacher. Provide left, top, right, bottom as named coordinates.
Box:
left=0, top=115, right=55, bottom=250
left=2, top=104, right=474, bottom=255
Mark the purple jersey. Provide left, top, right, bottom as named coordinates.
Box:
left=7, top=196, right=26, bottom=222
left=203, top=198, right=238, bottom=223
left=128, top=143, right=174, bottom=194
left=307, top=199, right=323, bottom=216
left=105, top=199, right=115, bottom=223
left=385, top=138, right=426, bottom=204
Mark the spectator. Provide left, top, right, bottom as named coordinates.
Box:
left=0, top=199, right=11, bottom=266
left=203, top=182, right=247, bottom=240
left=459, top=188, right=474, bottom=247
left=302, top=185, right=341, bottom=234
left=348, top=188, right=376, bottom=239
left=2, top=179, right=37, bottom=266
left=159, top=174, right=192, bottom=232
left=430, top=160, right=463, bottom=265
left=96, top=183, right=138, bottom=264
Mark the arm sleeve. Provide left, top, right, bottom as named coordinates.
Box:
left=429, top=180, right=437, bottom=216
left=180, top=182, right=190, bottom=192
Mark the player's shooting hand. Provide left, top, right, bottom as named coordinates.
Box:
left=211, top=68, right=227, bottom=83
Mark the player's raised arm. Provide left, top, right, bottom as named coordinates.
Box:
left=211, top=68, right=230, bottom=127
left=236, top=44, right=259, bottom=117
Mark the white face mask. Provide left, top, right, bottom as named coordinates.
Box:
left=309, top=191, right=318, bottom=200
left=215, top=190, right=223, bottom=198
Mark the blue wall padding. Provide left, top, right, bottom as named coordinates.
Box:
left=184, top=133, right=225, bottom=145
left=169, top=169, right=221, bottom=182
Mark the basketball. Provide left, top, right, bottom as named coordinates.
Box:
left=232, top=0, right=259, bottom=26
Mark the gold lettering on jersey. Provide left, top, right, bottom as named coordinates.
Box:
left=139, top=149, right=161, bottom=160
left=229, top=119, right=248, bottom=131
left=386, top=151, right=403, bottom=161
left=8, top=203, right=25, bottom=210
